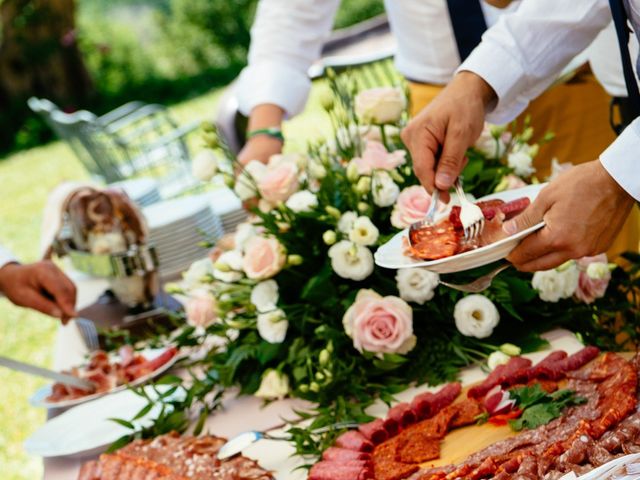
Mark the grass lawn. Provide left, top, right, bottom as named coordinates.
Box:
left=0, top=84, right=331, bottom=479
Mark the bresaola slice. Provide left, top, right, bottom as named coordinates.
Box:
left=335, top=431, right=374, bottom=452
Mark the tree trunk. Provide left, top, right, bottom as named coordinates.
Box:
left=0, top=0, right=93, bottom=111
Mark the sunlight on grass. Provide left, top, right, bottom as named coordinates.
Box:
left=0, top=83, right=330, bottom=479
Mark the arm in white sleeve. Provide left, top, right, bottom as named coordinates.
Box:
left=600, top=118, right=640, bottom=201
left=459, top=0, right=612, bottom=124
left=235, top=0, right=341, bottom=117
left=0, top=245, right=16, bottom=269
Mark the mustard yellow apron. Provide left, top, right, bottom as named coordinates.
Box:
left=408, top=67, right=640, bottom=258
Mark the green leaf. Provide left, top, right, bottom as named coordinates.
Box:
left=510, top=402, right=560, bottom=431
left=256, top=341, right=282, bottom=365
left=155, top=374, right=182, bottom=385
left=131, top=403, right=153, bottom=421
left=300, top=265, right=336, bottom=303
left=108, top=418, right=135, bottom=430
left=508, top=384, right=547, bottom=409
left=106, top=434, right=133, bottom=453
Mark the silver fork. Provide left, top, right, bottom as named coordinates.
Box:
left=440, top=262, right=511, bottom=293
left=408, top=189, right=440, bottom=246
left=75, top=317, right=100, bottom=351
left=453, top=178, right=485, bottom=242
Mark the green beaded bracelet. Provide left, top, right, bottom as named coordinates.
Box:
left=247, top=127, right=285, bottom=142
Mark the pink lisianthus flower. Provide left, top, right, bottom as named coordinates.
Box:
left=351, top=141, right=406, bottom=175
left=574, top=254, right=611, bottom=304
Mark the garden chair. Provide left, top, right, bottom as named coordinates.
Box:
left=215, top=14, right=401, bottom=154
left=28, top=98, right=200, bottom=198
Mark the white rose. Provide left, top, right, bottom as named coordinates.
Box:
left=348, top=216, right=379, bottom=246
left=328, top=240, right=374, bottom=281
left=235, top=160, right=267, bottom=201
left=213, top=250, right=244, bottom=283
left=487, top=351, right=511, bottom=371
left=251, top=280, right=279, bottom=313
left=255, top=369, right=290, bottom=400
left=531, top=262, right=579, bottom=302
left=338, top=211, right=358, bottom=233
left=507, top=149, right=535, bottom=178
left=372, top=171, right=400, bottom=207
left=285, top=190, right=318, bottom=213
left=233, top=222, right=257, bottom=253
left=586, top=262, right=610, bottom=280
left=257, top=308, right=288, bottom=343
left=395, top=268, right=440, bottom=305
left=355, top=87, right=406, bottom=124
left=183, top=258, right=215, bottom=289
left=454, top=294, right=500, bottom=339
left=474, top=124, right=506, bottom=159
left=191, top=149, right=218, bottom=182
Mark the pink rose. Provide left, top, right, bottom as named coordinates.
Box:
left=258, top=161, right=299, bottom=204
left=342, top=289, right=415, bottom=355
left=574, top=254, right=611, bottom=304
left=391, top=186, right=431, bottom=229
left=352, top=141, right=406, bottom=175
left=185, top=291, right=217, bottom=328
left=242, top=236, right=287, bottom=280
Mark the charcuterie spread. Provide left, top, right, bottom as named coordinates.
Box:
left=406, top=198, right=531, bottom=260
left=311, top=348, right=640, bottom=480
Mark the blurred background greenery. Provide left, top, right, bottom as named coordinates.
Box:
left=0, top=1, right=383, bottom=478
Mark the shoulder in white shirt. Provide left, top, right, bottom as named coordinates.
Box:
left=0, top=245, right=16, bottom=269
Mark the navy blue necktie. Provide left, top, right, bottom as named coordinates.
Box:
left=445, top=0, right=488, bottom=61
left=609, top=0, right=640, bottom=117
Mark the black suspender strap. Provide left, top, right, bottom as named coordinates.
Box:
left=445, top=0, right=488, bottom=62
left=609, top=0, right=640, bottom=117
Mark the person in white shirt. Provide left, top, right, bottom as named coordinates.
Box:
left=402, top=0, right=640, bottom=272
left=235, top=0, right=614, bottom=181
left=0, top=245, right=76, bottom=323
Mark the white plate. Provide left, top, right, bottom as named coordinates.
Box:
left=25, top=385, right=185, bottom=458
left=30, top=347, right=179, bottom=409
left=374, top=183, right=547, bottom=273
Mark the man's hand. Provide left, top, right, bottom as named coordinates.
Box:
left=237, top=134, right=283, bottom=166
left=401, top=72, right=496, bottom=201
left=0, top=260, right=77, bottom=323
left=505, top=160, right=634, bottom=271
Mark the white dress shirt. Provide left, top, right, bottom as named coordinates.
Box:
left=460, top=0, right=640, bottom=201
left=236, top=0, right=520, bottom=117
left=0, top=245, right=16, bottom=269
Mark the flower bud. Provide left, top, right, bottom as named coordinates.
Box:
left=355, top=176, right=371, bottom=195
left=357, top=202, right=369, bottom=213
left=325, top=206, right=342, bottom=219
left=318, top=87, right=335, bottom=111
left=202, top=131, right=219, bottom=149
left=201, top=121, right=216, bottom=133
left=299, top=384, right=309, bottom=393
left=487, top=351, right=510, bottom=371
left=277, top=221, right=290, bottom=232
left=499, top=343, right=521, bottom=356
left=287, top=254, right=303, bottom=266
left=326, top=341, right=334, bottom=353
left=556, top=260, right=575, bottom=272
left=214, top=262, right=231, bottom=272
left=319, top=349, right=330, bottom=366
left=323, top=230, right=337, bottom=246
left=527, top=144, right=539, bottom=158
left=520, top=127, right=534, bottom=142
left=309, top=382, right=320, bottom=393
left=315, top=371, right=325, bottom=381
left=346, top=162, right=360, bottom=182
left=222, top=173, right=235, bottom=188
left=490, top=124, right=507, bottom=138
left=390, top=169, right=405, bottom=184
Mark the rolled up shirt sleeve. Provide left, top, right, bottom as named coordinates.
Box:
left=235, top=0, right=340, bottom=117
left=458, top=0, right=612, bottom=124
left=0, top=245, right=16, bottom=269
left=600, top=118, right=640, bottom=201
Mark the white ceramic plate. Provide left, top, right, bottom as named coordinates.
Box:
left=374, top=183, right=547, bottom=273
left=25, top=385, right=185, bottom=458
left=30, top=347, right=179, bottom=409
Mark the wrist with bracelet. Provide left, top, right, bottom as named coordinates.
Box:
left=246, top=127, right=284, bottom=143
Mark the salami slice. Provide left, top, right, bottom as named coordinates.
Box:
left=335, top=430, right=374, bottom=452
left=468, top=357, right=532, bottom=399
left=408, top=221, right=461, bottom=260
left=432, top=382, right=462, bottom=412
left=308, top=460, right=373, bottom=480
left=387, top=402, right=417, bottom=430
left=322, top=447, right=371, bottom=462
left=561, top=346, right=600, bottom=372
left=410, top=391, right=435, bottom=420
left=498, top=197, right=530, bottom=219
left=359, top=418, right=388, bottom=445
left=528, top=351, right=568, bottom=380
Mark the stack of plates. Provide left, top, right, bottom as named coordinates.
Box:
left=143, top=194, right=223, bottom=279
left=209, top=187, right=248, bottom=233
left=111, top=177, right=161, bottom=207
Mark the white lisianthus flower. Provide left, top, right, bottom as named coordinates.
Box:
left=487, top=351, right=511, bottom=371
left=255, top=369, right=290, bottom=400
left=251, top=280, right=279, bottom=313
left=328, top=240, right=374, bottom=281
left=285, top=190, right=318, bottom=213
left=531, top=262, right=580, bottom=302
left=183, top=258, right=215, bottom=289
left=191, top=149, right=218, bottom=182
left=338, top=211, right=358, bottom=233
left=308, top=159, right=327, bottom=180
left=233, top=222, right=257, bottom=253
left=395, top=268, right=440, bottom=305
left=372, top=171, right=400, bottom=207
left=335, top=124, right=359, bottom=150
left=235, top=160, right=267, bottom=200
left=348, top=216, right=379, bottom=246
left=355, top=87, right=406, bottom=124
left=454, top=294, right=500, bottom=339
left=213, top=250, right=244, bottom=283
left=507, top=146, right=536, bottom=178
left=474, top=123, right=506, bottom=159
left=257, top=308, right=288, bottom=343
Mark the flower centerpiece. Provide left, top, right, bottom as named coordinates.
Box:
left=118, top=73, right=640, bottom=459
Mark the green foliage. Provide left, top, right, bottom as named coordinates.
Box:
left=508, top=384, right=586, bottom=431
